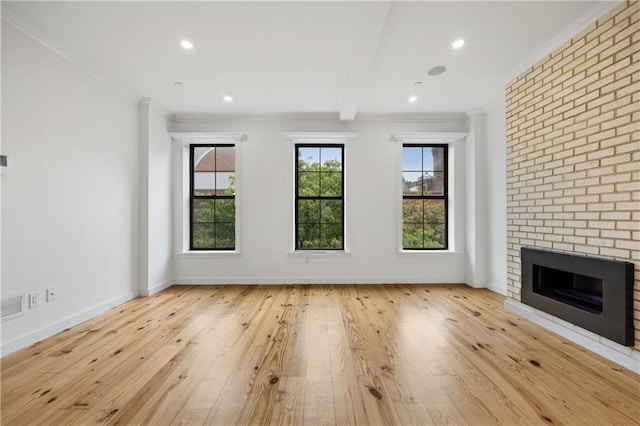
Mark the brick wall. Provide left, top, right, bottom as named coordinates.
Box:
left=506, top=1, right=640, bottom=349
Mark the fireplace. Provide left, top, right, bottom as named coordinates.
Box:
left=521, top=247, right=634, bottom=346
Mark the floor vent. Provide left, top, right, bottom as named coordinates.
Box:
left=1, top=293, right=26, bottom=321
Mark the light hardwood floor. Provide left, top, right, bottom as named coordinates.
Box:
left=1, top=285, right=639, bottom=425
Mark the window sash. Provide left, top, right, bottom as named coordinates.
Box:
left=402, top=144, right=448, bottom=250
left=295, top=144, right=345, bottom=250
left=190, top=144, right=236, bottom=250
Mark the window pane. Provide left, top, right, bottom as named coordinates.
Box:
left=193, top=199, right=215, bottom=222
left=403, top=172, right=424, bottom=196
left=424, top=223, right=445, bottom=248
left=215, top=199, right=235, bottom=222
left=194, top=147, right=215, bottom=171
left=321, top=147, right=342, bottom=171
left=402, top=147, right=422, bottom=171
left=298, top=147, right=320, bottom=171
left=424, top=199, right=445, bottom=223
left=320, top=172, right=342, bottom=196
left=320, top=224, right=342, bottom=248
left=320, top=200, right=342, bottom=224
left=424, top=147, right=445, bottom=172
left=298, top=172, right=320, bottom=196
left=403, top=223, right=424, bottom=248
left=298, top=200, right=320, bottom=223
left=403, top=199, right=424, bottom=223
left=214, top=223, right=235, bottom=248
left=215, top=172, right=235, bottom=195
left=422, top=172, right=445, bottom=196
left=194, top=172, right=216, bottom=195
left=298, top=223, right=320, bottom=248
left=193, top=223, right=215, bottom=249
left=215, top=146, right=235, bottom=172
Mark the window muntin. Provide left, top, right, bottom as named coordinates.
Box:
left=402, top=144, right=447, bottom=250
left=190, top=145, right=236, bottom=250
left=295, top=145, right=344, bottom=250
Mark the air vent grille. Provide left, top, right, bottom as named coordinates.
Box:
left=1, top=293, right=26, bottom=321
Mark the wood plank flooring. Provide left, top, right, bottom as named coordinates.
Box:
left=1, top=284, right=639, bottom=425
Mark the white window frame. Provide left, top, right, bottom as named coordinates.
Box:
left=391, top=132, right=467, bottom=255
left=170, top=132, right=246, bottom=257
left=283, top=132, right=356, bottom=257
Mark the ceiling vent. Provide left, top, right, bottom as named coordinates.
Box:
left=1, top=293, right=26, bottom=322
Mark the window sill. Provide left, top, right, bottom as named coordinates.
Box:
left=289, top=250, right=351, bottom=258
left=397, top=250, right=461, bottom=257
left=175, top=251, right=241, bottom=259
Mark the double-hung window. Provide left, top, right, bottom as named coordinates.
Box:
left=295, top=145, right=344, bottom=250
left=402, top=144, right=448, bottom=250
left=190, top=144, right=236, bottom=250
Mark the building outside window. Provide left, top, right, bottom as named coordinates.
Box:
left=295, top=145, right=344, bottom=250
left=402, top=144, right=448, bottom=249
left=190, top=144, right=236, bottom=250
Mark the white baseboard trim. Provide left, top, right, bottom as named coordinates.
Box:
left=1, top=292, right=136, bottom=357
left=172, top=276, right=467, bottom=285
left=148, top=280, right=173, bottom=296
left=504, top=298, right=640, bottom=374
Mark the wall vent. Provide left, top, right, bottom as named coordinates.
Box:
left=1, top=293, right=26, bottom=322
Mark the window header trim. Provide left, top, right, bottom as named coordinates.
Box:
left=390, top=132, right=467, bottom=144
left=283, top=132, right=356, bottom=144
left=170, top=132, right=247, bottom=145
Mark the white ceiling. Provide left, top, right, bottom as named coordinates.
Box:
left=2, top=1, right=613, bottom=119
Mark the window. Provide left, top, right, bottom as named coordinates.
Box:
left=295, top=145, right=344, bottom=250
left=402, top=144, right=448, bottom=249
left=190, top=144, right=236, bottom=250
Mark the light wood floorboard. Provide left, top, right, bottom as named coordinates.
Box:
left=1, top=284, right=639, bottom=425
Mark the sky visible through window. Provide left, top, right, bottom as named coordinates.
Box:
left=402, top=147, right=435, bottom=173
left=298, top=147, right=342, bottom=166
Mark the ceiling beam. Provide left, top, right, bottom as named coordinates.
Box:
left=338, top=2, right=391, bottom=122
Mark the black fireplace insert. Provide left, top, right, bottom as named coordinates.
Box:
left=521, top=247, right=634, bottom=346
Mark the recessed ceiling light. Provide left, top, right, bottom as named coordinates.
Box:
left=223, top=95, right=233, bottom=102
left=428, top=66, right=447, bottom=76
left=180, top=40, right=194, bottom=50
left=174, top=81, right=184, bottom=87
left=452, top=39, right=465, bottom=49
left=408, top=95, right=418, bottom=103
left=413, top=81, right=423, bottom=86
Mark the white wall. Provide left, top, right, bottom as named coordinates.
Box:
left=1, top=24, right=139, bottom=354
left=146, top=102, right=173, bottom=294
left=169, top=117, right=480, bottom=285
left=483, top=98, right=508, bottom=295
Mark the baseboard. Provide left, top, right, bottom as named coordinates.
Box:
left=172, top=276, right=467, bottom=285
left=504, top=298, right=640, bottom=374
left=1, top=291, right=136, bottom=357
left=148, top=280, right=173, bottom=296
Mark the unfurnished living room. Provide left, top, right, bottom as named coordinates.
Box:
left=1, top=1, right=638, bottom=425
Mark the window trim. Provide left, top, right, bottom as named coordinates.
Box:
left=283, top=132, right=356, bottom=255
left=391, top=132, right=467, bottom=254
left=170, top=132, right=246, bottom=255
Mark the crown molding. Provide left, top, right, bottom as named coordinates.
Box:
left=1, top=6, right=137, bottom=102
left=170, top=112, right=341, bottom=123
left=171, top=111, right=468, bottom=124
left=504, top=0, right=622, bottom=85
left=355, top=112, right=467, bottom=123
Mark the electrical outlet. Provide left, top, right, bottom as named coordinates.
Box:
left=46, top=288, right=56, bottom=302
left=29, top=292, right=40, bottom=309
